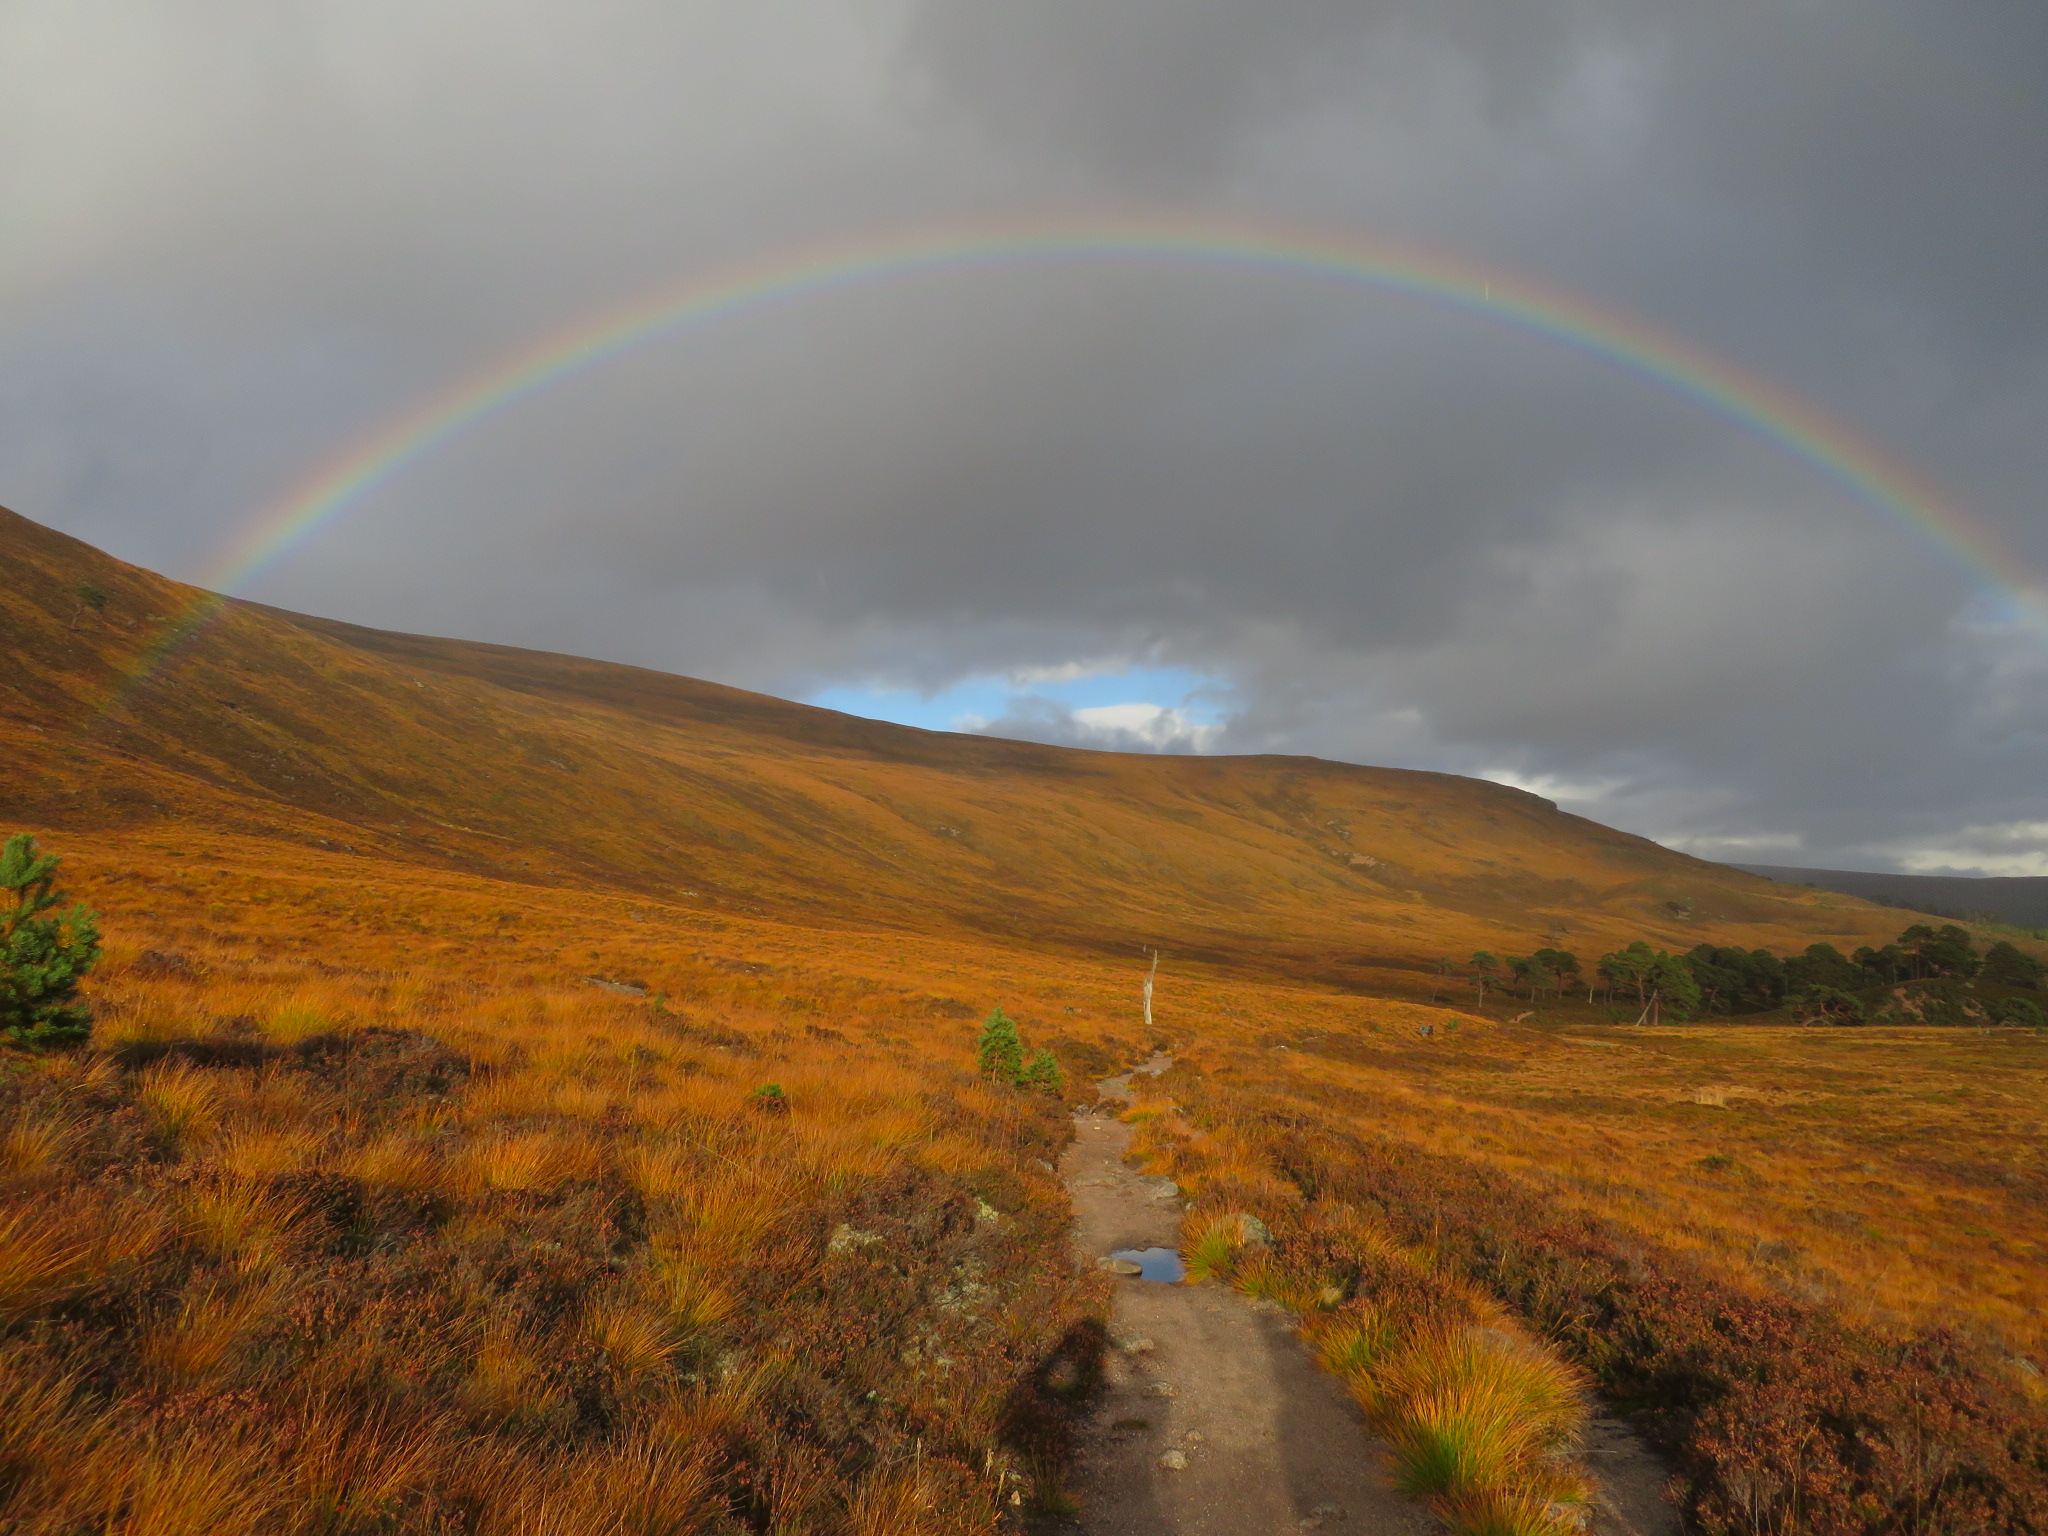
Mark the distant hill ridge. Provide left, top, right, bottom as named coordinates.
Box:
left=1731, top=864, right=2048, bottom=930
left=0, top=505, right=1906, bottom=981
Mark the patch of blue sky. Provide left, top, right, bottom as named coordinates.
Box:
left=805, top=665, right=1227, bottom=735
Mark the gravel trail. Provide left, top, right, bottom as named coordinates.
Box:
left=1056, top=1062, right=1427, bottom=1535
left=1056, top=1061, right=1676, bottom=1536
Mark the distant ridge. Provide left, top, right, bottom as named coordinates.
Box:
left=0, top=503, right=1906, bottom=978
left=1731, top=864, right=2048, bottom=929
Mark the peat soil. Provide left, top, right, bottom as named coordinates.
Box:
left=1056, top=1060, right=1676, bottom=1536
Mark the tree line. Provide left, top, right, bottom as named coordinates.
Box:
left=1438, top=922, right=2045, bottom=1026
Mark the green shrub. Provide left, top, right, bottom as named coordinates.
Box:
left=1017, top=1048, right=1064, bottom=1094
left=0, top=834, right=101, bottom=1049
left=977, top=1009, right=1063, bottom=1093
left=976, top=1008, right=1023, bottom=1081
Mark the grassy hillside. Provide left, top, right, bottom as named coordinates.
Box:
left=5, top=504, right=2045, bottom=1534
left=1, top=505, right=1902, bottom=986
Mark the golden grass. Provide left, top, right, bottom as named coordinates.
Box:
left=14, top=508, right=2044, bottom=1530
left=0, top=1111, right=67, bottom=1176
left=0, top=1207, right=93, bottom=1319
left=133, top=1062, right=219, bottom=1147
left=1233, top=1012, right=2048, bottom=1358
left=1377, top=1327, right=1589, bottom=1501
left=139, top=1281, right=273, bottom=1385
left=0, top=654, right=2036, bottom=1534
left=0, top=842, right=1102, bottom=1532
left=585, top=1299, right=681, bottom=1381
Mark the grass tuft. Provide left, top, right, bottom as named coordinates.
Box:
left=133, top=1062, right=219, bottom=1147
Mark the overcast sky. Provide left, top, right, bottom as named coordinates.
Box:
left=6, top=0, right=2047, bottom=874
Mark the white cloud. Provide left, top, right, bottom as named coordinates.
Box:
left=1071, top=702, right=1222, bottom=752
left=1660, top=831, right=1805, bottom=859
left=1886, top=822, right=2048, bottom=878
left=1477, top=765, right=1633, bottom=805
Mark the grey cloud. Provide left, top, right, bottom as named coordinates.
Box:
left=4, top=0, right=2047, bottom=873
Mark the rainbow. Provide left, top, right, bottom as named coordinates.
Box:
left=116, top=212, right=2041, bottom=703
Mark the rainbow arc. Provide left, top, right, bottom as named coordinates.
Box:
left=107, top=213, right=2040, bottom=710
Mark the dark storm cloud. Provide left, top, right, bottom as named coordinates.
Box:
left=3, top=0, right=2046, bottom=871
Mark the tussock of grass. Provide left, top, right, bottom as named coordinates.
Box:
left=133, top=1061, right=218, bottom=1146
left=1180, top=1215, right=1244, bottom=1283
left=0, top=1207, right=94, bottom=1318
left=0, top=1110, right=68, bottom=1177
left=181, top=1178, right=306, bottom=1270
left=140, top=1281, right=274, bottom=1385
left=1312, top=1305, right=1397, bottom=1383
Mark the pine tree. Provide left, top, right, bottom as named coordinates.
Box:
left=976, top=1007, right=1023, bottom=1082
left=1, top=834, right=102, bottom=1049
left=1980, top=940, right=2042, bottom=990
left=1018, top=1048, right=1064, bottom=1094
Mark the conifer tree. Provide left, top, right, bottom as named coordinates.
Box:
left=1, top=834, right=102, bottom=1048
left=1979, top=940, right=2042, bottom=989
left=976, top=1007, right=1023, bottom=1082
left=1018, top=1047, right=1064, bottom=1094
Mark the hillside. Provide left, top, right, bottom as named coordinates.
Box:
left=5, top=503, right=2045, bottom=1535
left=1734, top=862, right=2048, bottom=929
left=0, top=506, right=1902, bottom=985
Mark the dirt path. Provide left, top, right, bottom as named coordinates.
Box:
left=1057, top=1060, right=1677, bottom=1536
left=1057, top=1061, right=1429, bottom=1535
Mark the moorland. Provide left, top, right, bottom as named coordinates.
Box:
left=3, top=504, right=2044, bottom=1535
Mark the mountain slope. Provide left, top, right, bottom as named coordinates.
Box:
left=1733, top=863, right=2048, bottom=929
left=1, top=506, right=1901, bottom=979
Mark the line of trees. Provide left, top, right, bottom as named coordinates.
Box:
left=1442, top=922, right=2045, bottom=1026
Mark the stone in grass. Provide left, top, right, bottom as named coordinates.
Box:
left=1158, top=1449, right=1189, bottom=1470
left=1098, top=1256, right=1144, bottom=1276
left=1116, top=1335, right=1157, bottom=1354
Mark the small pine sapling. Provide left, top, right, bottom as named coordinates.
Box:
left=1018, top=1048, right=1064, bottom=1094
left=977, top=1007, right=1023, bottom=1082
left=0, top=834, right=102, bottom=1049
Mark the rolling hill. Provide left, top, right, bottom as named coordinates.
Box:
left=1733, top=862, right=2048, bottom=929
left=0, top=505, right=1903, bottom=986
left=5, top=503, right=2044, bottom=1535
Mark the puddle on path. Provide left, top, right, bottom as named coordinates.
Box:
left=1109, top=1246, right=1186, bottom=1281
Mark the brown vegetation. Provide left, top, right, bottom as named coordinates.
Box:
left=0, top=940, right=1093, bottom=1533
left=6, top=505, right=2047, bottom=1531
left=1131, top=1034, right=2048, bottom=1533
